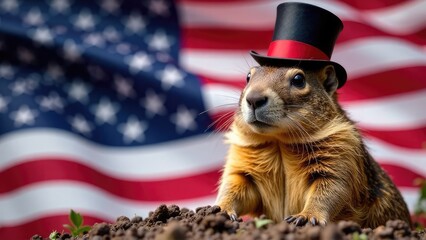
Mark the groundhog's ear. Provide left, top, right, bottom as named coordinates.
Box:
left=322, top=65, right=338, bottom=95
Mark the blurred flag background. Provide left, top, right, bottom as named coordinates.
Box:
left=0, top=0, right=425, bottom=238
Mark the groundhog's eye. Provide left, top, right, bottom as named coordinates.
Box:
left=246, top=72, right=251, bottom=83
left=291, top=74, right=306, bottom=88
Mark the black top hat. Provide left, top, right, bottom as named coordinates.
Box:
left=250, top=2, right=347, bottom=88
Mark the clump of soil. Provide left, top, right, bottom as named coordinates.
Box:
left=32, top=205, right=426, bottom=240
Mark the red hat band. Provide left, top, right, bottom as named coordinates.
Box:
left=267, top=40, right=330, bottom=61
left=250, top=2, right=348, bottom=88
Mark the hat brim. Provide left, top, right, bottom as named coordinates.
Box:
left=250, top=51, right=347, bottom=89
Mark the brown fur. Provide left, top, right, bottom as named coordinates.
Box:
left=215, top=65, right=411, bottom=228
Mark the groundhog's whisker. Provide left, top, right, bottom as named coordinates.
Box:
left=292, top=112, right=326, bottom=132
left=294, top=114, right=349, bottom=154
left=214, top=115, right=235, bottom=133
left=288, top=115, right=315, bottom=142
left=214, top=93, right=241, bottom=100
left=204, top=110, right=235, bottom=134
left=286, top=123, right=300, bottom=153
left=199, top=103, right=238, bottom=116
left=287, top=115, right=317, bottom=159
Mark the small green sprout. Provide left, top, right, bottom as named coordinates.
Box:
left=48, top=230, right=60, bottom=240
left=63, top=209, right=92, bottom=237
left=414, top=179, right=426, bottom=214
left=413, top=178, right=426, bottom=230
left=352, top=232, right=368, bottom=240
left=254, top=218, right=273, bottom=228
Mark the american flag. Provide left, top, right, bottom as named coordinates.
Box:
left=0, top=0, right=425, bottom=238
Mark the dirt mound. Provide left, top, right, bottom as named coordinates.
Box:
left=32, top=205, right=426, bottom=239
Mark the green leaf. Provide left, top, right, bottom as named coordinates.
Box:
left=77, top=226, right=92, bottom=234
left=352, top=232, right=368, bottom=240
left=69, top=209, right=83, bottom=228
left=64, top=209, right=92, bottom=237
left=72, top=229, right=79, bottom=237
left=63, top=224, right=74, bottom=232
left=254, top=218, right=273, bottom=228
left=352, top=232, right=360, bottom=240
left=420, top=182, right=426, bottom=199
left=415, top=180, right=426, bottom=215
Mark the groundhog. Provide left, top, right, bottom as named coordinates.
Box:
left=215, top=64, right=412, bottom=228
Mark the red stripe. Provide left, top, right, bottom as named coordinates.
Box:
left=362, top=127, right=426, bottom=149
left=0, top=159, right=220, bottom=201
left=338, top=66, right=426, bottom=102
left=182, top=27, right=272, bottom=50
left=0, top=166, right=420, bottom=240
left=178, top=0, right=257, bottom=2
left=0, top=214, right=107, bottom=240
left=340, top=21, right=426, bottom=46
left=380, top=163, right=426, bottom=188
left=338, top=0, right=411, bottom=10
left=178, top=0, right=412, bottom=9
left=182, top=24, right=426, bottom=50
left=199, top=75, right=246, bottom=89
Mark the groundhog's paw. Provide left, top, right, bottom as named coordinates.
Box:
left=285, top=213, right=326, bottom=226
left=222, top=208, right=238, bottom=222
left=216, top=204, right=238, bottom=221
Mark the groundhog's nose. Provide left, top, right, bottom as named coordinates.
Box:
left=246, top=91, right=268, bottom=110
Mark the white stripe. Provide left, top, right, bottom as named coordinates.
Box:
left=366, top=137, right=426, bottom=177
left=0, top=181, right=216, bottom=225
left=202, top=84, right=240, bottom=115
left=0, top=129, right=227, bottom=180
left=0, top=182, right=418, bottom=226
left=363, top=0, right=426, bottom=35
left=178, top=0, right=358, bottom=29
left=180, top=49, right=255, bottom=79
left=398, top=187, right=420, bottom=213
left=343, top=89, right=426, bottom=130
left=181, top=37, right=426, bottom=80
left=333, top=37, right=426, bottom=79
left=179, top=0, right=280, bottom=30
left=178, top=0, right=426, bottom=34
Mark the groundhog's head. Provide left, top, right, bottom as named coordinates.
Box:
left=233, top=65, right=341, bottom=143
